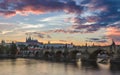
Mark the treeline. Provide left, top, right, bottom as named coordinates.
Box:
left=0, top=42, right=18, bottom=57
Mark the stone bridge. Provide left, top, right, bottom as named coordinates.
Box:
left=18, top=42, right=120, bottom=62
left=80, top=41, right=120, bottom=62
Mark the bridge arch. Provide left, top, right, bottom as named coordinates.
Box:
left=89, top=48, right=108, bottom=61
left=69, top=50, right=80, bottom=59
left=55, top=51, right=63, bottom=60
left=43, top=51, right=51, bottom=58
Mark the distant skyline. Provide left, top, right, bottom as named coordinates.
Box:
left=0, top=0, right=120, bottom=46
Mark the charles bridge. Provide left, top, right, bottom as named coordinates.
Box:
left=18, top=41, right=120, bottom=63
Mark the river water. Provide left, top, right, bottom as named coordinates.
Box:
left=0, top=58, right=120, bottom=75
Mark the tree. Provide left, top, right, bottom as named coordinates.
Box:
left=10, top=42, right=18, bottom=57
left=0, top=45, right=4, bottom=54
left=64, top=44, right=69, bottom=58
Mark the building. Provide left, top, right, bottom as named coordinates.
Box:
left=44, top=41, right=73, bottom=48
left=16, top=36, right=74, bottom=50
left=26, top=36, right=43, bottom=45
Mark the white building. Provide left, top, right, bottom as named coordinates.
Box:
left=16, top=37, right=74, bottom=50
left=44, top=42, right=73, bottom=48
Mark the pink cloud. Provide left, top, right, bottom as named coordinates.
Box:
left=106, top=27, right=120, bottom=44
left=0, top=0, right=83, bottom=17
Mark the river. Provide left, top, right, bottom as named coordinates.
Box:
left=0, top=58, right=119, bottom=75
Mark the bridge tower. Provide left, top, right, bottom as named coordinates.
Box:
left=110, top=40, right=120, bottom=58
left=110, top=39, right=116, bottom=54
left=110, top=39, right=120, bottom=63
left=110, top=39, right=117, bottom=59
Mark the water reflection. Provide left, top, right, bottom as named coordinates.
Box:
left=0, top=58, right=120, bottom=75
left=110, top=64, right=120, bottom=71
left=81, top=61, right=99, bottom=70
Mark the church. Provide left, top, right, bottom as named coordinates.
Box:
left=26, top=36, right=43, bottom=45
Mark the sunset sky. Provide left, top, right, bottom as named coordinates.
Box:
left=0, top=0, right=120, bottom=45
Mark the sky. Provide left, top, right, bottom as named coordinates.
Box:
left=0, top=0, right=120, bottom=46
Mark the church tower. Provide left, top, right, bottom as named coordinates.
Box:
left=26, top=37, right=28, bottom=42
left=26, top=35, right=32, bottom=42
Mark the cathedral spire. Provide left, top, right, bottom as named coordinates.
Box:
left=26, top=37, right=28, bottom=42
left=28, top=35, right=31, bottom=40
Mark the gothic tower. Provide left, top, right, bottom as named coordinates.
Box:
left=110, top=39, right=116, bottom=53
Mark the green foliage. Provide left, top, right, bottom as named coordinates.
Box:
left=0, top=44, right=11, bottom=54
left=10, top=42, right=18, bottom=55
left=0, top=45, right=4, bottom=54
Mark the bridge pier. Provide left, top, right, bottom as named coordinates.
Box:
left=80, top=49, right=110, bottom=62
left=110, top=54, right=120, bottom=64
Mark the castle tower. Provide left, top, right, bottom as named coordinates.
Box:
left=26, top=35, right=32, bottom=43
left=26, top=37, right=28, bottom=42
left=1, top=40, right=5, bottom=45
left=28, top=36, right=32, bottom=40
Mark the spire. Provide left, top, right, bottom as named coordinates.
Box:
left=28, top=35, right=31, bottom=40
left=111, top=39, right=115, bottom=46
left=92, top=43, right=94, bottom=46
left=110, top=39, right=116, bottom=53
left=85, top=43, right=88, bottom=52
left=48, top=41, right=50, bottom=44
left=26, top=37, right=28, bottom=42
left=85, top=43, right=87, bottom=47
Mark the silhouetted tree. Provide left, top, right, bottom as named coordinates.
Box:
left=64, top=44, right=69, bottom=59
left=0, top=45, right=4, bottom=54
left=10, top=42, right=18, bottom=58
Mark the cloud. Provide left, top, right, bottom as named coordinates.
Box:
left=67, top=0, right=120, bottom=33
left=38, top=34, right=45, bottom=38
left=86, top=37, right=108, bottom=43
left=20, top=23, right=44, bottom=29
left=1, top=0, right=120, bottom=44
left=0, top=22, right=21, bottom=34
left=0, top=22, right=46, bottom=35
left=25, top=32, right=52, bottom=39
left=46, top=35, right=52, bottom=38
left=59, top=40, right=67, bottom=42
left=106, top=26, right=120, bottom=43
left=0, top=0, right=83, bottom=17
left=47, top=24, right=103, bottom=34
left=1, top=0, right=120, bottom=34
left=71, top=24, right=102, bottom=33
left=48, top=29, right=83, bottom=34
left=0, top=23, right=17, bottom=30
